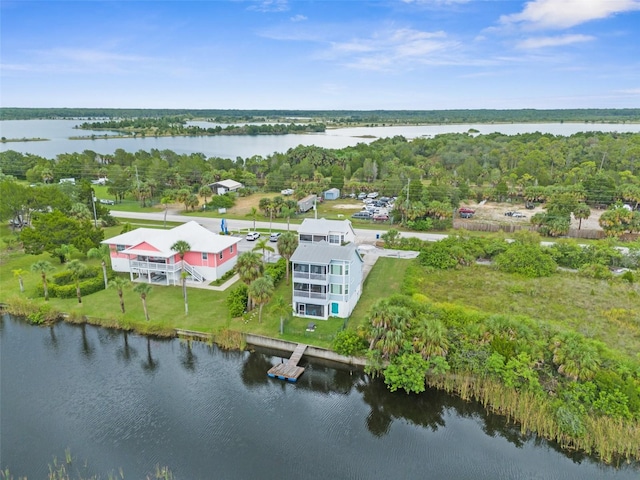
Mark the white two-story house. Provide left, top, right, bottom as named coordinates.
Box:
left=298, top=218, right=356, bottom=246
left=290, top=241, right=363, bottom=320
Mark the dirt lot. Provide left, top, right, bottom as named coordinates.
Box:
left=224, top=193, right=605, bottom=232
left=459, top=201, right=604, bottom=231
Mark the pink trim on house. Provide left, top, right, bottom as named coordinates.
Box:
left=130, top=241, right=160, bottom=252
left=108, top=245, right=130, bottom=260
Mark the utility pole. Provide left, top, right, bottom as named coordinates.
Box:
left=91, top=189, right=98, bottom=228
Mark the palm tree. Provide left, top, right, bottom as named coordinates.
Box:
left=270, top=295, right=292, bottom=334
left=281, top=205, right=296, bottom=231
left=181, top=271, right=189, bottom=315
left=171, top=240, right=191, bottom=309
left=199, top=185, right=212, bottom=204
left=161, top=194, right=174, bottom=229
left=12, top=268, right=27, bottom=293
left=66, top=259, right=86, bottom=304
left=252, top=237, right=275, bottom=263
left=248, top=206, right=258, bottom=230
left=551, top=332, right=601, bottom=381
left=248, top=277, right=274, bottom=323
left=134, top=282, right=152, bottom=321
left=109, top=276, right=129, bottom=314
left=87, top=244, right=110, bottom=289
left=276, top=232, right=299, bottom=285
left=573, top=203, right=591, bottom=230
left=53, top=243, right=77, bottom=264
left=236, top=251, right=263, bottom=310
left=412, top=319, right=449, bottom=359
left=31, top=260, right=54, bottom=301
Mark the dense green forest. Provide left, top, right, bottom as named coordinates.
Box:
left=1, top=130, right=639, bottom=237
left=2, top=107, right=640, bottom=124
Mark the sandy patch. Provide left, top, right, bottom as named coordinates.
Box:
left=460, top=201, right=604, bottom=231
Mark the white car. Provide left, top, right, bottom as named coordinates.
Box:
left=280, top=188, right=294, bottom=195
left=246, top=232, right=260, bottom=241
left=512, top=212, right=527, bottom=218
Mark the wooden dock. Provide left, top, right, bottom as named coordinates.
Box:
left=267, top=344, right=307, bottom=382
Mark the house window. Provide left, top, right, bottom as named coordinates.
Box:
left=230, top=245, right=234, bottom=254
left=300, top=234, right=313, bottom=242
left=219, top=251, right=223, bottom=260
left=328, top=234, right=340, bottom=244
left=116, top=244, right=125, bottom=252
left=345, top=285, right=349, bottom=295
left=330, top=264, right=342, bottom=275
left=310, top=264, right=326, bottom=275
left=294, top=264, right=309, bottom=273
left=345, top=264, right=349, bottom=275
left=330, top=284, right=342, bottom=294
left=202, top=252, right=208, bottom=260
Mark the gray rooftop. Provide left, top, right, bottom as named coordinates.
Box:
left=290, top=241, right=362, bottom=265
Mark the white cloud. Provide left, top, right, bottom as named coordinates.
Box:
left=248, top=0, right=289, bottom=13
left=516, top=34, right=595, bottom=49
left=3, top=47, right=157, bottom=76
left=500, top=0, right=640, bottom=30
left=323, top=28, right=459, bottom=71
left=290, top=14, right=307, bottom=22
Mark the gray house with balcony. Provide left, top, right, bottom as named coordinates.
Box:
left=298, top=218, right=356, bottom=246
left=290, top=241, right=363, bottom=320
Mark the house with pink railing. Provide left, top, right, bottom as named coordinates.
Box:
left=102, top=221, right=241, bottom=286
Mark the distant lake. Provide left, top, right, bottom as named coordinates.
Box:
left=1, top=119, right=639, bottom=160
left=2, top=315, right=637, bottom=480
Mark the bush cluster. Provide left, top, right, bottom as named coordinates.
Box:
left=36, top=276, right=105, bottom=299
left=264, top=258, right=286, bottom=285
left=226, top=283, right=248, bottom=318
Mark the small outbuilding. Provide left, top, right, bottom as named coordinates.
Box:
left=324, top=188, right=340, bottom=200
left=208, top=179, right=243, bottom=195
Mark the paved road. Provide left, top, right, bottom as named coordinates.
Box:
left=110, top=210, right=448, bottom=245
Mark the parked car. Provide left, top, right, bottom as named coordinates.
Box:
left=504, top=211, right=515, bottom=216
left=373, top=213, right=389, bottom=221
left=460, top=212, right=473, bottom=219
left=352, top=211, right=372, bottom=219
left=246, top=232, right=260, bottom=241
left=512, top=212, right=526, bottom=218
left=99, top=199, right=115, bottom=205
left=459, top=207, right=475, bottom=214
left=367, top=192, right=379, bottom=199
left=357, top=192, right=367, bottom=200
left=280, top=188, right=294, bottom=195
left=269, top=232, right=281, bottom=242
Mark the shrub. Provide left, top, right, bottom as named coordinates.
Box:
left=53, top=266, right=100, bottom=285
left=264, top=258, right=286, bottom=285
left=36, top=276, right=105, bottom=298
left=620, top=271, right=635, bottom=284
left=578, top=263, right=613, bottom=280
left=227, top=283, right=248, bottom=317
left=332, top=330, right=367, bottom=356
left=494, top=243, right=557, bottom=277
left=207, top=194, right=235, bottom=209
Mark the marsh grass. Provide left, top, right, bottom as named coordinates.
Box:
left=429, top=374, right=640, bottom=464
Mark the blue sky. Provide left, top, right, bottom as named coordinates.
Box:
left=1, top=0, right=639, bottom=109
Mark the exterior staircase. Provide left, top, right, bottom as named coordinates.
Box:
left=182, top=261, right=204, bottom=283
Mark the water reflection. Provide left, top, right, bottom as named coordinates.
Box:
left=116, top=331, right=137, bottom=363
left=141, top=337, right=158, bottom=372
left=1, top=315, right=638, bottom=480
left=179, top=340, right=197, bottom=371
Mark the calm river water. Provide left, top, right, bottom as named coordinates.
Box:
left=1, top=119, right=640, bottom=160
left=1, top=315, right=637, bottom=480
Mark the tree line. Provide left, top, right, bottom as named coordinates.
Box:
left=2, top=129, right=639, bottom=236
left=3, top=107, right=640, bottom=123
